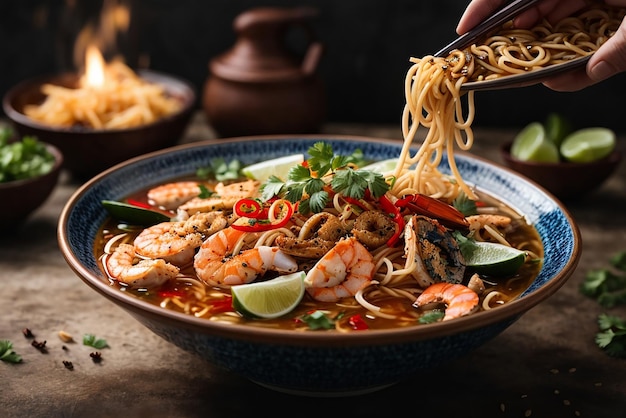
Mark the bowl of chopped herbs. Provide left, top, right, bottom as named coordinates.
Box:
left=0, top=126, right=63, bottom=227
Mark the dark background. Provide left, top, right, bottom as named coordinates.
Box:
left=2, top=0, right=625, bottom=133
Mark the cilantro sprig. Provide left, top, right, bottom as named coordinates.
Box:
left=196, top=157, right=242, bottom=182
left=261, top=142, right=389, bottom=214
left=580, top=250, right=626, bottom=358
left=83, top=334, right=109, bottom=349
left=0, top=127, right=55, bottom=183
left=0, top=340, right=22, bottom=363
left=595, top=314, right=626, bottom=358
left=580, top=251, right=626, bottom=308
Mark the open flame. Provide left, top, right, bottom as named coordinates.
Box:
left=73, top=0, right=131, bottom=83
left=84, top=44, right=106, bottom=88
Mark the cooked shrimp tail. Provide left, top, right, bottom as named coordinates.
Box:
left=304, top=236, right=376, bottom=302
left=413, top=282, right=479, bottom=321
left=194, top=226, right=298, bottom=287
left=106, top=243, right=179, bottom=289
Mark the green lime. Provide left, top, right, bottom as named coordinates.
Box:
left=359, top=158, right=398, bottom=173
left=102, top=200, right=171, bottom=226
left=544, top=113, right=572, bottom=147
left=559, top=127, right=616, bottom=163
left=242, top=154, right=304, bottom=182
left=463, top=241, right=526, bottom=277
left=510, top=122, right=560, bottom=163
left=231, top=271, right=306, bottom=319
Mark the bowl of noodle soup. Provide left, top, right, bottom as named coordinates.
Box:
left=2, top=68, right=195, bottom=179
left=58, top=134, right=580, bottom=396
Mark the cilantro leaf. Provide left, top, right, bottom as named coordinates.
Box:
left=610, top=251, right=626, bottom=271
left=580, top=266, right=626, bottom=308
left=453, top=192, right=478, bottom=216
left=418, top=310, right=445, bottom=324
left=331, top=168, right=388, bottom=199
left=306, top=142, right=334, bottom=175
left=299, top=310, right=336, bottom=330
left=345, top=148, right=368, bottom=167
left=196, top=158, right=242, bottom=181
left=260, top=175, right=285, bottom=201
left=83, top=334, right=109, bottom=349
left=595, top=314, right=626, bottom=357
left=197, top=184, right=215, bottom=199
left=0, top=340, right=22, bottom=363
left=308, top=190, right=329, bottom=214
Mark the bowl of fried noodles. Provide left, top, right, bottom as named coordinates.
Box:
left=2, top=66, right=195, bottom=179
left=58, top=134, right=581, bottom=396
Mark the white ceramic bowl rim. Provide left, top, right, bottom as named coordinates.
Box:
left=58, top=135, right=581, bottom=346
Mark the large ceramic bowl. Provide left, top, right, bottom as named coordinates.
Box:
left=58, top=135, right=581, bottom=396
left=3, top=70, right=195, bottom=179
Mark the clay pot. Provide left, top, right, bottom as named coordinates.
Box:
left=203, top=7, right=326, bottom=137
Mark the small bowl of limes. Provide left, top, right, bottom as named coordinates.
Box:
left=501, top=113, right=621, bottom=201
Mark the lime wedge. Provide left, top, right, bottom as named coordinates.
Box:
left=102, top=200, right=171, bottom=226
left=231, top=271, right=306, bottom=319
left=242, top=154, right=304, bottom=182
left=559, top=127, right=616, bottom=163
left=359, top=158, right=398, bottom=173
left=510, top=122, right=560, bottom=163
left=544, top=113, right=572, bottom=147
left=463, top=241, right=526, bottom=277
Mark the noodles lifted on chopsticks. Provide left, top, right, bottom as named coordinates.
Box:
left=392, top=4, right=625, bottom=202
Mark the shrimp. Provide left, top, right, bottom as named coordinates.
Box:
left=134, top=212, right=228, bottom=266
left=106, top=243, right=179, bottom=289
left=194, top=227, right=298, bottom=287
left=134, top=222, right=203, bottom=266
left=304, top=236, right=376, bottom=302
left=147, top=181, right=202, bottom=210
left=413, top=282, right=479, bottom=321
left=180, top=180, right=260, bottom=215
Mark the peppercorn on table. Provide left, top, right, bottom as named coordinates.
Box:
left=1, top=113, right=625, bottom=418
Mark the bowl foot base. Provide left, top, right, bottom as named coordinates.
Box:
left=250, top=379, right=397, bottom=397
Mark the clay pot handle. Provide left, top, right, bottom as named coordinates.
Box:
left=302, top=42, right=323, bottom=76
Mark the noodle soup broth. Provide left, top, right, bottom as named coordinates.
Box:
left=94, top=173, right=543, bottom=332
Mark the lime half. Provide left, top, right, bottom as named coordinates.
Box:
left=463, top=241, right=526, bottom=277
left=242, top=154, right=304, bottom=182
left=359, top=158, right=398, bottom=173
left=544, top=113, right=572, bottom=147
left=560, top=127, right=616, bottom=163
left=510, top=122, right=560, bottom=163
left=231, top=271, right=306, bottom=319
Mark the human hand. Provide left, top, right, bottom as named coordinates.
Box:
left=456, top=0, right=626, bottom=91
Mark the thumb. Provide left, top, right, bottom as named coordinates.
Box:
left=588, top=21, right=626, bottom=83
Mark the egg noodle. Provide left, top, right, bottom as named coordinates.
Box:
left=392, top=3, right=624, bottom=202
left=23, top=61, right=182, bottom=130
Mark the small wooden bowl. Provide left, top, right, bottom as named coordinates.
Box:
left=500, top=142, right=622, bottom=201
left=0, top=142, right=63, bottom=228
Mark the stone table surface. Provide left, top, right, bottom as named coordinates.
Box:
left=2, top=114, right=625, bottom=418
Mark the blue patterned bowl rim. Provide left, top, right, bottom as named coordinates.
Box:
left=58, top=135, right=582, bottom=346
